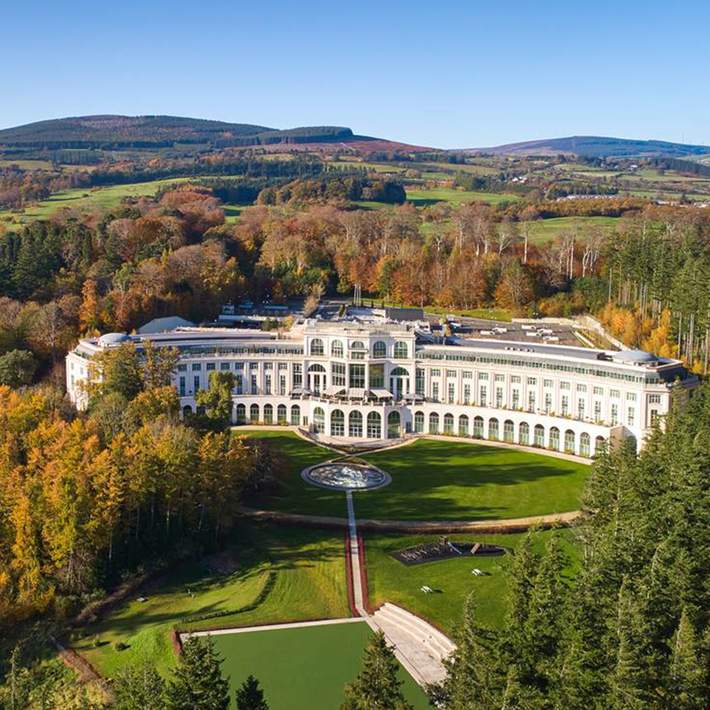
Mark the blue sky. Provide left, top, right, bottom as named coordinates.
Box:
left=3, top=1, right=709, bottom=148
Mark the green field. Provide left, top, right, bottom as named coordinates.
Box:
left=405, top=187, right=520, bottom=206
left=245, top=433, right=589, bottom=521
left=520, top=215, right=620, bottom=244
left=365, top=529, right=579, bottom=632
left=212, top=621, right=428, bottom=709
left=72, top=522, right=349, bottom=677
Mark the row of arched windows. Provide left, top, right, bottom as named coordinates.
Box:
left=235, top=403, right=301, bottom=426
left=412, top=412, right=602, bottom=456
left=309, top=338, right=409, bottom=359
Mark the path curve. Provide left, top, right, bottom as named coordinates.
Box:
left=239, top=506, right=582, bottom=534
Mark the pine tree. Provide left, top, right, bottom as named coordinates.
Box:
left=113, top=663, right=165, bottom=710
left=165, top=636, right=230, bottom=710
left=342, top=631, right=413, bottom=710
left=668, top=610, right=706, bottom=709
left=439, top=590, right=501, bottom=709
left=235, top=675, right=269, bottom=710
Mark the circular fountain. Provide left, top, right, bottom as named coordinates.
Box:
left=302, top=461, right=391, bottom=491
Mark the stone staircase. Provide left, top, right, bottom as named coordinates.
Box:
left=369, top=603, right=456, bottom=686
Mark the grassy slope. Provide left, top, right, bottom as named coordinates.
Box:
left=365, top=528, right=580, bottom=633
left=246, top=433, right=589, bottom=521
left=522, top=215, right=619, bottom=244
left=72, top=522, right=348, bottom=678
left=213, top=622, right=428, bottom=710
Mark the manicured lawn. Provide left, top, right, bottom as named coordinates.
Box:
left=405, top=187, right=520, bottom=206
left=71, top=522, right=349, bottom=677
left=365, top=529, right=580, bottom=633
left=246, top=433, right=589, bottom=522
left=212, top=621, right=429, bottom=709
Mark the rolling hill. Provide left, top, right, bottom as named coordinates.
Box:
left=0, top=115, right=357, bottom=149
left=468, top=135, right=710, bottom=159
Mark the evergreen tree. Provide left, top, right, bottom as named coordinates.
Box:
left=342, top=631, right=413, bottom=710
left=113, top=663, right=165, bottom=710
left=165, top=636, right=230, bottom=710
left=438, top=590, right=501, bottom=709
left=235, top=674, right=269, bottom=710
left=668, top=610, right=706, bottom=709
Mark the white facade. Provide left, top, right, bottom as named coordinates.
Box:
left=66, top=319, right=699, bottom=456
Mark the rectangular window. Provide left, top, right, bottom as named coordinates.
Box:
left=235, top=375, right=243, bottom=395
left=431, top=368, right=441, bottom=377
left=561, top=395, right=569, bottom=416
left=527, top=377, right=537, bottom=385
left=349, top=364, right=365, bottom=389
left=594, top=401, right=602, bottom=421
left=462, top=370, right=472, bottom=379
left=593, top=386, right=603, bottom=396
left=649, top=394, right=661, bottom=404
left=251, top=374, right=257, bottom=394
left=446, top=369, right=456, bottom=378
left=448, top=383, right=455, bottom=403
left=650, top=409, right=659, bottom=425
left=626, top=392, right=636, bottom=402
left=611, top=404, right=619, bottom=425
left=279, top=375, right=286, bottom=395
left=416, top=368, right=425, bottom=396
left=545, top=393, right=552, bottom=413
left=293, top=364, right=302, bottom=388
left=463, top=384, right=471, bottom=404
left=560, top=382, right=570, bottom=390
left=179, top=376, right=186, bottom=396
left=511, top=375, right=521, bottom=384
left=432, top=382, right=440, bottom=401
left=478, top=372, right=489, bottom=381
left=332, top=362, right=347, bottom=387
left=220, top=362, right=230, bottom=371
left=528, top=391, right=536, bottom=412
left=192, top=363, right=201, bottom=371
left=263, top=362, right=273, bottom=370
left=544, top=379, right=553, bottom=388
left=512, top=389, right=520, bottom=409
left=495, top=387, right=503, bottom=408
left=178, top=364, right=187, bottom=372
left=494, top=374, right=505, bottom=382
left=206, top=363, right=215, bottom=371
left=480, top=386, right=487, bottom=407
left=577, top=400, right=585, bottom=420
left=194, top=375, right=200, bottom=393
left=369, top=363, right=384, bottom=389
left=627, top=407, right=635, bottom=426
left=576, top=384, right=586, bottom=392
left=264, top=375, right=272, bottom=395
left=610, top=389, right=620, bottom=399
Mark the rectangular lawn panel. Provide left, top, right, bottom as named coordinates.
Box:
left=211, top=621, right=429, bottom=710
left=71, top=522, right=349, bottom=677
left=364, top=529, right=580, bottom=633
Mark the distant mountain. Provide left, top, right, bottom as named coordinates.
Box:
left=467, top=135, right=710, bottom=159
left=0, top=115, right=357, bottom=149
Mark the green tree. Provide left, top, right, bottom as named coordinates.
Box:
left=196, top=371, right=235, bottom=428
left=165, top=636, right=230, bottom=710
left=235, top=675, right=269, bottom=710
left=668, top=610, right=706, bottom=709
left=342, top=631, right=413, bottom=710
left=0, top=349, right=36, bottom=387
left=89, top=342, right=143, bottom=402
left=113, top=663, right=165, bottom=710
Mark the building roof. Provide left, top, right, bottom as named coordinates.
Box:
left=137, top=316, right=195, bottom=334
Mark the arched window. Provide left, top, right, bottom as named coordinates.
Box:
left=473, top=416, right=484, bottom=438
left=236, top=403, right=246, bottom=424
left=373, top=341, right=387, bottom=358
left=594, top=435, right=606, bottom=456
left=290, top=404, right=301, bottom=426
left=350, top=340, right=366, bottom=351
left=367, top=411, right=381, bottom=438
left=549, top=427, right=560, bottom=451
left=429, top=412, right=439, bottom=434
left=263, top=403, right=273, bottom=424
left=310, top=338, right=324, bottom=356
left=389, top=367, right=409, bottom=377
left=331, top=409, right=345, bottom=436
left=308, top=363, right=326, bottom=373
left=443, top=413, right=454, bottom=434
left=331, top=340, right=344, bottom=357
left=534, top=424, right=545, bottom=447
left=250, top=404, right=260, bottom=423
left=394, top=341, right=408, bottom=359
left=458, top=414, right=469, bottom=437
left=580, top=432, right=591, bottom=457
left=182, top=405, right=193, bottom=418
left=387, top=411, right=400, bottom=439
left=313, top=407, right=325, bottom=433
left=519, top=422, right=530, bottom=446
left=488, top=418, right=499, bottom=441
left=414, top=411, right=425, bottom=433
left=504, top=420, right=514, bottom=443
left=564, top=429, right=575, bottom=454
left=349, top=411, right=363, bottom=438
left=277, top=404, right=287, bottom=423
